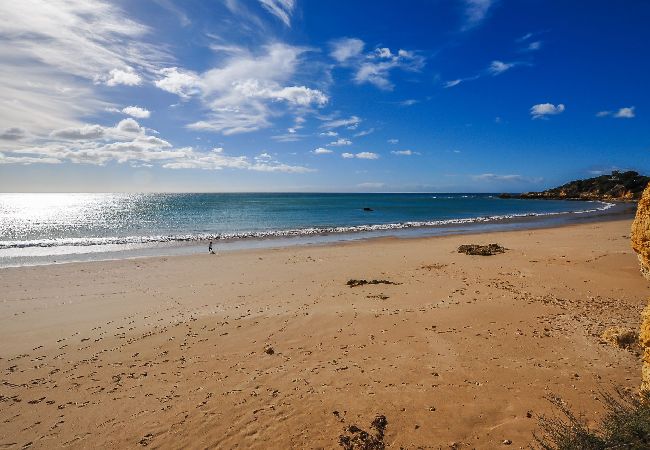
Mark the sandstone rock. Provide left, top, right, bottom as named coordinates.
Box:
left=601, top=327, right=638, bottom=349
left=632, top=182, right=650, bottom=279
left=631, top=181, right=650, bottom=391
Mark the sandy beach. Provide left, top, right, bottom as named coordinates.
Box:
left=1, top=219, right=648, bottom=449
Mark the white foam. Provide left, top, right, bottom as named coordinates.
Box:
left=0, top=201, right=616, bottom=250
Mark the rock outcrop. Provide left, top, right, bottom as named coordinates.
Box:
left=501, top=170, right=649, bottom=201
left=631, top=182, right=650, bottom=391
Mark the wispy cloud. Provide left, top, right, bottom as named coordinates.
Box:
left=258, top=0, right=296, bottom=27
left=530, top=102, right=565, bottom=119
left=354, top=128, right=375, bottom=137
left=391, top=150, right=419, bottom=156
left=462, top=0, right=495, bottom=30
left=330, top=38, right=425, bottom=90
left=312, top=147, right=333, bottom=155
left=320, top=115, right=361, bottom=130
left=597, top=106, right=635, bottom=118
left=0, top=0, right=168, bottom=134
left=487, top=60, right=515, bottom=75
left=516, top=31, right=544, bottom=52
left=445, top=59, right=519, bottom=88
left=329, top=38, right=365, bottom=63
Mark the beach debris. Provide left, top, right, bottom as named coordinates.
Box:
left=502, top=439, right=512, bottom=445
left=138, top=433, right=154, bottom=446
left=420, top=263, right=447, bottom=271
left=347, top=279, right=400, bottom=288
left=601, top=327, right=638, bottom=349
left=264, top=346, right=275, bottom=355
left=339, top=414, right=387, bottom=450
left=457, top=243, right=506, bottom=256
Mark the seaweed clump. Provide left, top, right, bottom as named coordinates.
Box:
left=457, top=243, right=506, bottom=256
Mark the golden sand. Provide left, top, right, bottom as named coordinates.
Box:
left=1, top=220, right=647, bottom=449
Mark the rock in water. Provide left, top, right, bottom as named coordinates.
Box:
left=631, top=181, right=650, bottom=391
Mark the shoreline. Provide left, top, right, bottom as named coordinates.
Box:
left=1, top=218, right=647, bottom=448
left=0, top=201, right=635, bottom=269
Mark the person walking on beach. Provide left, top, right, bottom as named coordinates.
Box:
left=208, top=240, right=214, bottom=254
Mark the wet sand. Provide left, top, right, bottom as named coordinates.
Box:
left=0, top=219, right=647, bottom=449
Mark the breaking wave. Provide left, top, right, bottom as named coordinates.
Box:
left=0, top=201, right=615, bottom=250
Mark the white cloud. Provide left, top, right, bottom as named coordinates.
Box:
left=330, top=38, right=424, bottom=90
left=597, top=107, right=635, bottom=119
left=330, top=38, right=365, bottom=63
left=258, top=0, right=296, bottom=27
left=341, top=152, right=354, bottom=159
left=232, top=79, right=328, bottom=106
left=163, top=147, right=313, bottom=173
left=614, top=106, right=635, bottom=118
left=116, top=118, right=144, bottom=134
left=391, top=150, right=419, bottom=156
left=312, top=147, right=333, bottom=155
left=3, top=118, right=312, bottom=172
left=122, top=106, right=151, bottom=119
left=320, top=130, right=338, bottom=137
left=155, top=44, right=328, bottom=135
left=387, top=138, right=399, bottom=144
left=329, top=138, right=352, bottom=146
left=105, top=67, right=142, bottom=86
left=154, top=67, right=201, bottom=98
left=355, top=152, right=379, bottom=160
left=463, top=0, right=494, bottom=30
left=530, top=103, right=565, bottom=119
left=320, top=115, right=361, bottom=129
left=354, top=47, right=425, bottom=90
left=488, top=60, right=515, bottom=75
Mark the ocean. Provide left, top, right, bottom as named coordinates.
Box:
left=0, top=192, right=620, bottom=267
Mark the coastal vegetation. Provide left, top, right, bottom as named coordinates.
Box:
left=534, top=389, right=650, bottom=450
left=500, top=171, right=649, bottom=201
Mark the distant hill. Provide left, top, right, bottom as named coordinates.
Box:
left=499, top=171, right=650, bottom=201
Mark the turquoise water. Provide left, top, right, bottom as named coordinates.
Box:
left=0, top=193, right=616, bottom=266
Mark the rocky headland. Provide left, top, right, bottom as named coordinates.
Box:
left=500, top=170, right=649, bottom=201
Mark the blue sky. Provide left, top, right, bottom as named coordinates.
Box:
left=0, top=0, right=648, bottom=192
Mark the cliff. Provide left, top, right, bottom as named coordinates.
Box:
left=500, top=171, right=649, bottom=201
left=631, top=182, right=650, bottom=391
